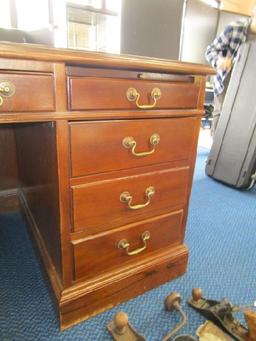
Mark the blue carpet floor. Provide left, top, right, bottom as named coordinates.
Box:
left=1, top=147, right=256, bottom=340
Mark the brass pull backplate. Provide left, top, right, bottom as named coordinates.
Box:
left=0, top=81, right=16, bottom=107
left=0, top=81, right=15, bottom=97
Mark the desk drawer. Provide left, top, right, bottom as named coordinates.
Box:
left=69, top=118, right=196, bottom=177
left=68, top=77, right=199, bottom=111
left=0, top=72, right=55, bottom=112
left=71, top=166, right=190, bottom=234
left=72, top=210, right=183, bottom=281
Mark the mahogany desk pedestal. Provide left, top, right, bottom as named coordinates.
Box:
left=0, top=43, right=214, bottom=329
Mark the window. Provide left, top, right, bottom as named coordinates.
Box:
left=68, top=0, right=102, bottom=9
left=0, top=0, right=50, bottom=31
left=0, top=1, right=12, bottom=29
left=0, top=0, right=121, bottom=52
left=200, top=0, right=220, bottom=8
left=15, top=0, right=50, bottom=30
left=66, top=0, right=121, bottom=53
left=106, top=0, right=120, bottom=12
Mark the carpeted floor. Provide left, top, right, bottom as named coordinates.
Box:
left=1, top=147, right=256, bottom=340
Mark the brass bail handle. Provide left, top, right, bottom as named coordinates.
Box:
left=126, top=87, right=161, bottom=109
left=120, top=186, right=155, bottom=210
left=122, top=133, right=160, bottom=157
left=118, top=231, right=150, bottom=256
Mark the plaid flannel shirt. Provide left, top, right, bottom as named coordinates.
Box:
left=206, top=19, right=249, bottom=95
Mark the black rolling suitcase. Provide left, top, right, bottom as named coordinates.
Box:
left=205, top=41, right=256, bottom=189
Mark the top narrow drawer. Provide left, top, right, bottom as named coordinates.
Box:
left=0, top=72, right=55, bottom=112
left=67, top=76, right=200, bottom=111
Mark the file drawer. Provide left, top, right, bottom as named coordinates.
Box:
left=0, top=72, right=55, bottom=112
left=72, top=210, right=184, bottom=280
left=69, top=117, right=197, bottom=177
left=71, top=166, right=190, bottom=235
left=68, top=77, right=200, bottom=111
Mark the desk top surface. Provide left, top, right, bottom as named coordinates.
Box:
left=0, top=42, right=215, bottom=75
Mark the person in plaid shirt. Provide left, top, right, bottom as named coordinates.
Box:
left=205, top=7, right=256, bottom=134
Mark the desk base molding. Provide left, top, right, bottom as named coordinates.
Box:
left=0, top=188, right=19, bottom=213
left=59, top=246, right=188, bottom=330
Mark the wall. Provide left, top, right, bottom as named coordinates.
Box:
left=121, top=0, right=184, bottom=60
left=220, top=0, right=256, bottom=16
left=217, top=11, right=248, bottom=34
left=181, top=0, right=219, bottom=64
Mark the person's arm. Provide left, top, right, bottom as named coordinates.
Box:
left=205, top=24, right=233, bottom=69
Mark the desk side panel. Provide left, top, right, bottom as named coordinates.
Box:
left=15, top=122, right=62, bottom=279
left=0, top=125, right=19, bottom=212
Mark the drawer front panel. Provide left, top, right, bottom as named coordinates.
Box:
left=70, top=118, right=196, bottom=177
left=71, top=166, right=190, bottom=234
left=68, top=77, right=199, bottom=110
left=72, top=210, right=183, bottom=280
left=0, top=73, right=55, bottom=112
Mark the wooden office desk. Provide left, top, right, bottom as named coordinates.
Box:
left=0, top=43, right=214, bottom=329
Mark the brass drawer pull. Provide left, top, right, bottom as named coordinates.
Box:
left=126, top=87, right=161, bottom=109
left=120, top=186, right=155, bottom=210
left=118, top=231, right=150, bottom=256
left=122, top=133, right=160, bottom=157
left=0, top=81, right=15, bottom=107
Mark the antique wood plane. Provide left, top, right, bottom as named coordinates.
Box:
left=188, top=288, right=256, bottom=341
left=107, top=311, right=146, bottom=341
